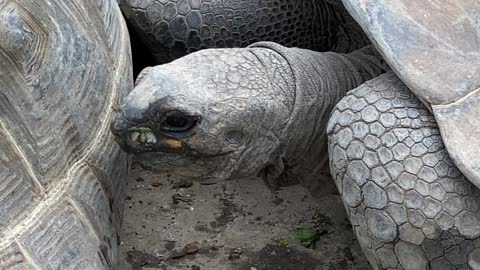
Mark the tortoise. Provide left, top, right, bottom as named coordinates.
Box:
left=118, top=0, right=370, bottom=64
left=0, top=0, right=132, bottom=269
left=111, top=0, right=480, bottom=269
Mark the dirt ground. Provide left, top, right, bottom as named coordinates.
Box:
left=117, top=164, right=372, bottom=270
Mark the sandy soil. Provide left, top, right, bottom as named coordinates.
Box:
left=117, top=164, right=372, bottom=270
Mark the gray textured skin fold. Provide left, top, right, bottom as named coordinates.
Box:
left=0, top=0, right=132, bottom=268
left=111, top=42, right=387, bottom=191
left=250, top=42, right=388, bottom=189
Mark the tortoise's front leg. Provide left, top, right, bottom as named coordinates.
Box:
left=327, top=71, right=480, bottom=270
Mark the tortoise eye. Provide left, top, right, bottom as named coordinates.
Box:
left=159, top=111, right=198, bottom=133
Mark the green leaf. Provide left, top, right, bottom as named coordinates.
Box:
left=127, top=127, right=152, bottom=133
left=276, top=238, right=289, bottom=246
left=291, top=228, right=321, bottom=249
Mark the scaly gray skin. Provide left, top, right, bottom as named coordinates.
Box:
left=119, top=0, right=369, bottom=63
left=111, top=42, right=387, bottom=190
left=328, top=72, right=480, bottom=269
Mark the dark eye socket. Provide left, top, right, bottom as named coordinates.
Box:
left=159, top=111, right=198, bottom=132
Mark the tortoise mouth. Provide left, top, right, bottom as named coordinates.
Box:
left=112, top=125, right=234, bottom=159
left=118, top=127, right=183, bottom=154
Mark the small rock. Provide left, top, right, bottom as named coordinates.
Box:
left=228, top=254, right=241, bottom=260
left=126, top=250, right=163, bottom=268
left=272, top=196, right=284, bottom=205
left=172, top=179, right=194, bottom=189
left=197, top=246, right=211, bottom=255
left=227, top=248, right=243, bottom=260
left=151, top=182, right=162, bottom=187
left=164, top=241, right=176, bottom=251
left=170, top=249, right=187, bottom=259
left=185, top=242, right=198, bottom=255
left=172, top=193, right=192, bottom=204
left=200, top=179, right=218, bottom=185
left=136, top=177, right=144, bottom=182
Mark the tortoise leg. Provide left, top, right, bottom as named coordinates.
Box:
left=327, top=71, right=480, bottom=270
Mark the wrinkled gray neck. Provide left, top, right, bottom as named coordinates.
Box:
left=249, top=42, right=387, bottom=187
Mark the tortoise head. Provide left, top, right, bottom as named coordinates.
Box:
left=111, top=47, right=294, bottom=180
